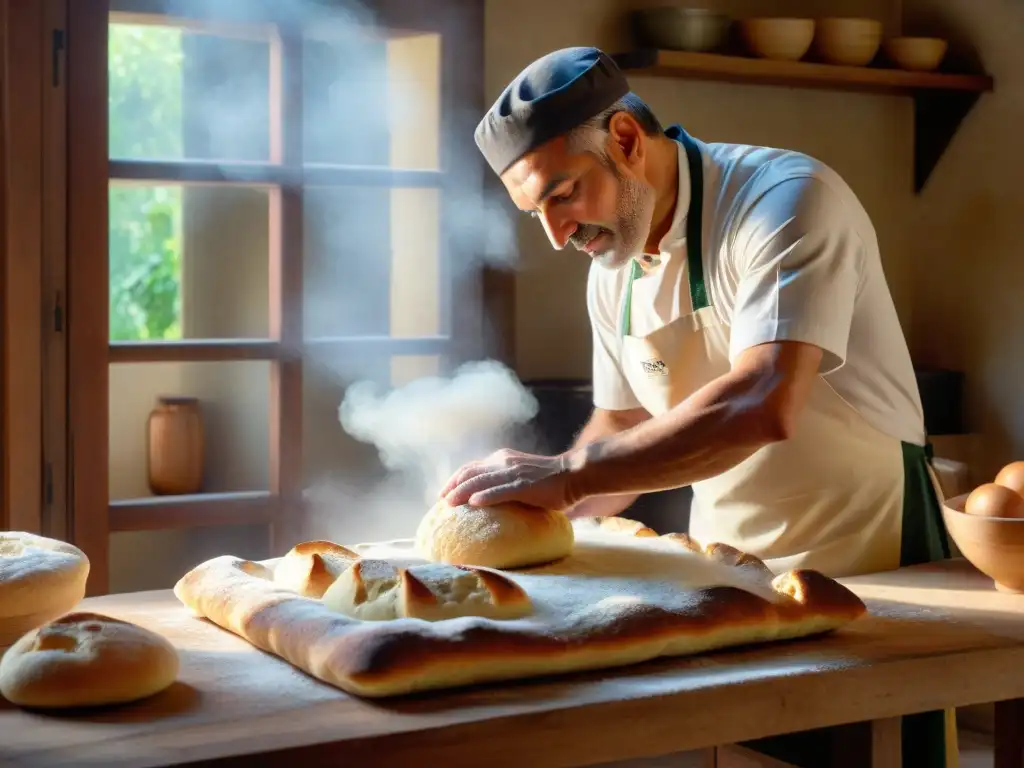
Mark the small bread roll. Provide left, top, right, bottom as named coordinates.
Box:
left=322, top=558, right=531, bottom=621
left=272, top=540, right=359, bottom=598
left=0, top=612, right=179, bottom=708
left=415, top=500, right=574, bottom=569
left=0, top=532, right=90, bottom=646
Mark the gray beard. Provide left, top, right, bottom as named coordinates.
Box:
left=569, top=163, right=655, bottom=271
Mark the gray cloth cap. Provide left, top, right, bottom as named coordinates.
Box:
left=474, top=47, right=629, bottom=176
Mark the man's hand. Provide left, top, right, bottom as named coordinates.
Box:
left=440, top=448, right=579, bottom=510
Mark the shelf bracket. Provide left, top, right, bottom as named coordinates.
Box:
left=913, top=89, right=983, bottom=194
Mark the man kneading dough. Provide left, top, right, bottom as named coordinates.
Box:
left=439, top=46, right=952, bottom=768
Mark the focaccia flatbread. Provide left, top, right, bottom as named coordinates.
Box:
left=173, top=517, right=866, bottom=698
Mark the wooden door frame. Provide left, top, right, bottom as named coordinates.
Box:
left=1, top=0, right=46, bottom=536
left=0, top=0, right=7, bottom=532
left=67, top=0, right=110, bottom=594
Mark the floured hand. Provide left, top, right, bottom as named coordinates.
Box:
left=441, top=448, right=580, bottom=511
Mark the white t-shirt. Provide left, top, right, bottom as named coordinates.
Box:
left=587, top=137, right=926, bottom=446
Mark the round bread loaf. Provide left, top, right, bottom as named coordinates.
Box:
left=415, top=499, right=574, bottom=569
left=0, top=611, right=179, bottom=708
left=0, top=532, right=90, bottom=647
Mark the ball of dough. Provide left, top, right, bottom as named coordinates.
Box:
left=964, top=483, right=1024, bottom=519
left=0, top=532, right=90, bottom=647
left=415, top=499, right=574, bottom=569
left=0, top=611, right=179, bottom=708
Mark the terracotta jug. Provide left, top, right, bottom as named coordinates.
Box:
left=147, top=396, right=204, bottom=495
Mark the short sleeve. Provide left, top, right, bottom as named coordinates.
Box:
left=728, top=176, right=865, bottom=374
left=586, top=263, right=642, bottom=410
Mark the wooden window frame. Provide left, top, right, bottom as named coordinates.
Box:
left=2, top=0, right=42, bottom=536
left=54, top=0, right=488, bottom=595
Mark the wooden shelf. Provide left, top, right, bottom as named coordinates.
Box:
left=109, top=340, right=285, bottom=363
left=108, top=335, right=452, bottom=364
left=612, top=49, right=994, bottom=193
left=108, top=159, right=443, bottom=189
left=109, top=491, right=277, bottom=532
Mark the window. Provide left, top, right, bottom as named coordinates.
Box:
left=56, top=0, right=488, bottom=594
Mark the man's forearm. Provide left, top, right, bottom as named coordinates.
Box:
left=562, top=408, right=646, bottom=518
left=565, top=367, right=790, bottom=501
left=565, top=487, right=639, bottom=519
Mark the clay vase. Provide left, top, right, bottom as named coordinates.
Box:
left=147, top=396, right=204, bottom=496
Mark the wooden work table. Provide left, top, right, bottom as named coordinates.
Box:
left=2, top=558, right=1024, bottom=768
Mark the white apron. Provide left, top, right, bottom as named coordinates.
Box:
left=617, top=126, right=956, bottom=768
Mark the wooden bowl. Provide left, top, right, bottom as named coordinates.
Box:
left=884, top=36, right=948, bottom=71
left=942, top=492, right=1024, bottom=593
left=740, top=18, right=815, bottom=62
left=631, top=7, right=732, bottom=53
left=813, top=18, right=882, bottom=67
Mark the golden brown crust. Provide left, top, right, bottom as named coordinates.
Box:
left=462, top=566, right=529, bottom=607
left=400, top=568, right=435, bottom=606
left=702, top=542, right=775, bottom=578
left=272, top=540, right=358, bottom=598
left=174, top=518, right=867, bottom=698
left=0, top=611, right=179, bottom=708
left=290, top=540, right=360, bottom=559
left=659, top=532, right=703, bottom=553
left=771, top=570, right=867, bottom=623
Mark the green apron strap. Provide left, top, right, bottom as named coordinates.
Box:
left=899, top=440, right=952, bottom=565
left=677, top=127, right=709, bottom=312
left=619, top=125, right=707, bottom=339
left=898, top=438, right=952, bottom=768
left=619, top=259, right=643, bottom=338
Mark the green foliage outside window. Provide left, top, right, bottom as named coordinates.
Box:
left=108, top=24, right=184, bottom=341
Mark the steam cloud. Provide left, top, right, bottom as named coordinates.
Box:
left=131, top=0, right=529, bottom=548
left=339, top=359, right=540, bottom=501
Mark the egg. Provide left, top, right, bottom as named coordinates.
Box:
left=994, top=460, right=1024, bottom=497
left=964, top=482, right=1024, bottom=519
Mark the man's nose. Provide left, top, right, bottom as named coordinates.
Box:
left=539, top=209, right=575, bottom=251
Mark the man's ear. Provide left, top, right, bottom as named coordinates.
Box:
left=607, top=112, right=645, bottom=167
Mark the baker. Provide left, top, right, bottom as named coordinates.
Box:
left=440, top=46, right=953, bottom=767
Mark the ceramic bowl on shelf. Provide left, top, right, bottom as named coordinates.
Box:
left=813, top=17, right=883, bottom=67
left=884, top=36, right=948, bottom=71
left=740, top=18, right=815, bottom=62
left=631, top=7, right=731, bottom=53
left=942, top=491, right=1024, bottom=593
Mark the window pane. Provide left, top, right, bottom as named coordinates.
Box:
left=390, top=355, right=441, bottom=387
left=109, top=184, right=270, bottom=341
left=302, top=352, right=445, bottom=542
left=303, top=30, right=440, bottom=169
left=109, top=361, right=270, bottom=500
left=303, top=186, right=441, bottom=339
left=108, top=20, right=270, bottom=162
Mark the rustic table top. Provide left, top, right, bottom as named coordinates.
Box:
left=2, top=558, right=1024, bottom=768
